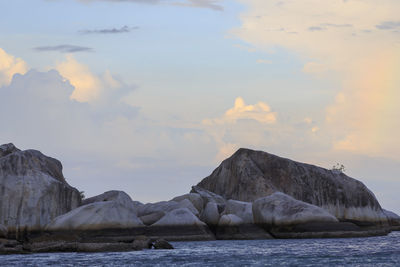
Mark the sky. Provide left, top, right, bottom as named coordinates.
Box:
left=0, top=0, right=399, bottom=213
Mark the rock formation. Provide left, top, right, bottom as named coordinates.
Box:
left=0, top=143, right=81, bottom=232
left=1, top=143, right=397, bottom=253
left=252, top=192, right=338, bottom=226
left=82, top=190, right=141, bottom=213
left=222, top=200, right=254, bottom=224
left=0, top=224, right=7, bottom=238
left=152, top=208, right=206, bottom=227
left=197, top=148, right=387, bottom=224
left=171, top=193, right=204, bottom=213
left=46, top=200, right=143, bottom=231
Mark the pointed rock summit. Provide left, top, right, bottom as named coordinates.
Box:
left=196, top=148, right=387, bottom=224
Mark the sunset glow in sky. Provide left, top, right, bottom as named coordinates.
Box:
left=0, top=0, right=399, bottom=213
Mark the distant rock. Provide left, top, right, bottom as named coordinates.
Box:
left=197, top=148, right=387, bottom=223
left=223, top=200, right=253, bottom=224
left=253, top=192, right=338, bottom=226
left=153, top=238, right=174, bottom=249
left=200, top=202, right=220, bottom=225
left=218, top=214, right=243, bottom=226
left=191, top=186, right=226, bottom=213
left=46, top=201, right=143, bottom=231
left=0, top=144, right=81, bottom=231
left=171, top=193, right=204, bottom=213
left=152, top=208, right=206, bottom=227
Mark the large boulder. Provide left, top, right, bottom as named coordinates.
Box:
left=152, top=208, right=206, bottom=227
left=197, top=148, right=387, bottom=223
left=171, top=193, right=204, bottom=213
left=138, top=199, right=198, bottom=218
left=137, top=201, right=180, bottom=217
left=218, top=214, right=243, bottom=226
left=200, top=202, right=220, bottom=225
left=139, top=211, right=166, bottom=226
left=0, top=144, right=81, bottom=231
left=82, top=190, right=140, bottom=214
left=253, top=192, right=338, bottom=226
left=191, top=186, right=226, bottom=206
left=223, top=200, right=253, bottom=224
left=46, top=201, right=143, bottom=231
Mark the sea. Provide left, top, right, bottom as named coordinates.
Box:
left=2, top=231, right=400, bottom=266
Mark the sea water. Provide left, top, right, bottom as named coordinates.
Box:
left=2, top=231, right=400, bottom=266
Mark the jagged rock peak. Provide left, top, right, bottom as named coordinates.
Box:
left=0, top=143, right=20, bottom=158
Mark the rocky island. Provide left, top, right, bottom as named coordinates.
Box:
left=0, top=143, right=399, bottom=254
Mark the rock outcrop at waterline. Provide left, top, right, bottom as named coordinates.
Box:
left=197, top=148, right=387, bottom=224
left=1, top=144, right=399, bottom=254
left=0, top=144, right=81, bottom=232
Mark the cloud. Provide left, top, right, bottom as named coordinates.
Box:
left=204, top=97, right=277, bottom=125
left=34, top=45, right=93, bottom=53
left=202, top=97, right=277, bottom=161
left=0, top=48, right=28, bottom=87
left=308, top=26, right=325, bottom=32
left=79, top=25, right=139, bottom=34
left=233, top=0, right=400, bottom=160
left=56, top=55, right=102, bottom=102
left=376, top=21, right=400, bottom=30
left=76, top=0, right=223, bottom=10
left=172, top=0, right=223, bottom=11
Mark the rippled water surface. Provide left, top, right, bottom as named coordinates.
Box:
left=2, top=232, right=400, bottom=266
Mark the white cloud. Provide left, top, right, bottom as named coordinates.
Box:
left=233, top=0, right=400, bottom=160
left=202, top=97, right=278, bottom=162
left=0, top=48, right=28, bottom=87
left=56, top=55, right=102, bottom=103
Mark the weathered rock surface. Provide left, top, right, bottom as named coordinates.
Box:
left=82, top=190, right=139, bottom=213
left=191, top=186, right=226, bottom=207
left=200, top=202, right=220, bottom=225
left=218, top=214, right=243, bottom=226
left=138, top=199, right=199, bottom=220
left=139, top=211, right=166, bottom=226
left=138, top=201, right=180, bottom=217
left=171, top=193, right=204, bottom=213
left=197, top=148, right=387, bottom=223
left=153, top=208, right=206, bottom=227
left=0, top=224, right=7, bottom=238
left=177, top=199, right=199, bottom=217
left=0, top=144, right=81, bottom=231
left=223, top=200, right=253, bottom=224
left=253, top=192, right=338, bottom=226
left=384, top=209, right=400, bottom=227
left=0, top=143, right=20, bottom=157
left=132, top=235, right=153, bottom=250
left=46, top=201, right=143, bottom=231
